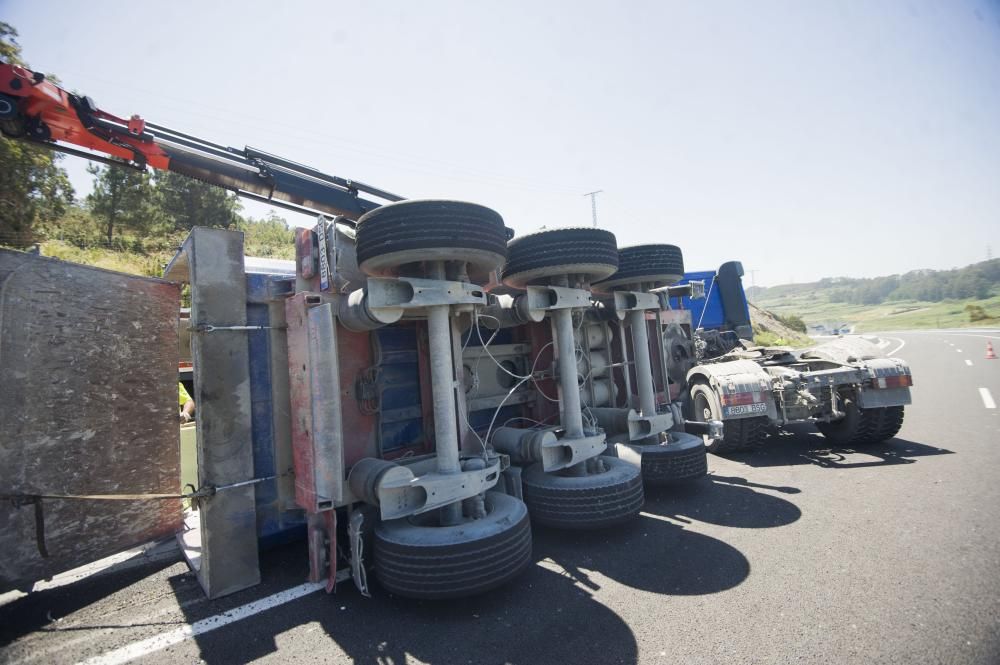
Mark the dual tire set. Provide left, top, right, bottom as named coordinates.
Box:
left=690, top=384, right=905, bottom=455
left=353, top=200, right=704, bottom=599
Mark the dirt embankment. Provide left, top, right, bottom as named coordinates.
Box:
left=749, top=303, right=813, bottom=346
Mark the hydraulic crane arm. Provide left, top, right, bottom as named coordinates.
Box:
left=0, top=63, right=403, bottom=222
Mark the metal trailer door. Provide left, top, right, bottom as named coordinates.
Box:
left=0, top=249, right=183, bottom=591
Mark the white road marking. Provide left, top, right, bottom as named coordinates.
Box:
left=77, top=582, right=324, bottom=665
left=956, top=349, right=963, bottom=353
left=980, top=388, right=996, bottom=410
left=893, top=330, right=1000, bottom=341
left=640, top=511, right=677, bottom=524
left=14, top=602, right=203, bottom=665
left=885, top=337, right=906, bottom=356
left=965, top=359, right=973, bottom=366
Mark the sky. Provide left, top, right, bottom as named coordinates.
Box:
left=3, top=0, right=999, bottom=286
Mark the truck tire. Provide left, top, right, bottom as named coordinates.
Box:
left=373, top=492, right=533, bottom=600
left=872, top=405, right=904, bottom=442
left=713, top=416, right=769, bottom=454
left=633, top=433, right=708, bottom=485
left=521, top=457, right=643, bottom=529
left=595, top=244, right=685, bottom=290
left=501, top=227, right=618, bottom=288
left=688, top=381, right=768, bottom=454
left=815, top=397, right=879, bottom=446
left=355, top=199, right=509, bottom=282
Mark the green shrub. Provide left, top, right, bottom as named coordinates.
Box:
left=966, top=304, right=989, bottom=322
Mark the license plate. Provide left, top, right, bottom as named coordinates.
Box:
left=724, top=402, right=767, bottom=416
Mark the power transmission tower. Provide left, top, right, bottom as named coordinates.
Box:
left=584, top=190, right=603, bottom=227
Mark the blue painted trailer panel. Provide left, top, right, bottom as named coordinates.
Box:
left=244, top=271, right=306, bottom=546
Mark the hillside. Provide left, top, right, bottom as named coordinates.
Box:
left=751, top=258, right=1000, bottom=332
left=15, top=218, right=297, bottom=280
left=749, top=303, right=813, bottom=347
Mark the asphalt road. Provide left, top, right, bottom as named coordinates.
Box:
left=2, top=329, right=999, bottom=665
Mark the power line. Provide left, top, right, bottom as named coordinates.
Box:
left=583, top=190, right=603, bottom=227
left=748, top=269, right=759, bottom=304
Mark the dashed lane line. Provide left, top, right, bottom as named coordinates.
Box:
left=966, top=359, right=973, bottom=366
left=980, top=388, right=996, bottom=410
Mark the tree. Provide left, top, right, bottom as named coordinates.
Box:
left=237, top=212, right=296, bottom=258
left=153, top=171, right=241, bottom=231
left=0, top=22, right=75, bottom=247
left=0, top=21, right=23, bottom=64
left=86, top=164, right=163, bottom=243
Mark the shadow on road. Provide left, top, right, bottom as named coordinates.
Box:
left=731, top=424, right=955, bottom=470
left=531, top=507, right=750, bottom=597
left=643, top=474, right=802, bottom=529
left=3, top=489, right=759, bottom=663
left=170, top=498, right=753, bottom=664
left=0, top=556, right=182, bottom=647
left=170, top=538, right=642, bottom=665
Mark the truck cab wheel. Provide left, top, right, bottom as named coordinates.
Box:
left=688, top=381, right=768, bottom=455
left=815, top=398, right=863, bottom=446
left=872, top=405, right=905, bottom=441
left=521, top=456, right=644, bottom=529
left=817, top=402, right=904, bottom=446
left=373, top=492, right=533, bottom=600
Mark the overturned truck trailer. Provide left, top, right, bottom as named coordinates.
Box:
left=1, top=204, right=720, bottom=600
left=1, top=62, right=722, bottom=600
left=282, top=209, right=718, bottom=594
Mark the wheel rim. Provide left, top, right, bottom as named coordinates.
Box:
left=405, top=496, right=493, bottom=528
left=693, top=392, right=713, bottom=445
left=694, top=393, right=712, bottom=421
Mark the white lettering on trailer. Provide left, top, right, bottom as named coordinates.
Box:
left=980, top=388, right=996, bottom=410
left=77, top=582, right=324, bottom=665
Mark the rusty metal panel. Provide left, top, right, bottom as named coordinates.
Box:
left=0, top=249, right=182, bottom=591
left=337, top=327, right=379, bottom=467
left=286, top=292, right=322, bottom=511
left=285, top=293, right=349, bottom=512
